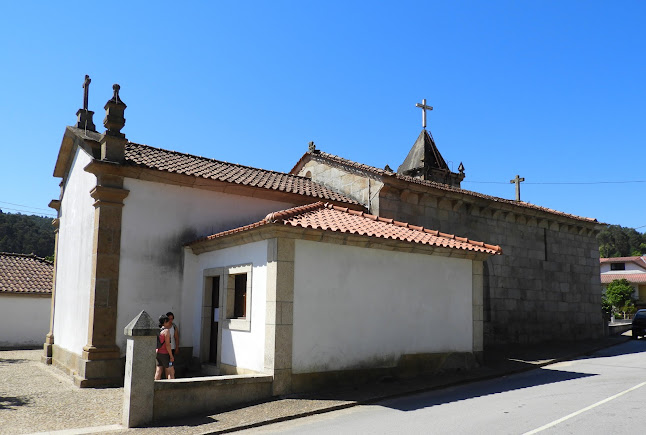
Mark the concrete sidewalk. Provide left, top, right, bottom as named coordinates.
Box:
left=1, top=334, right=630, bottom=435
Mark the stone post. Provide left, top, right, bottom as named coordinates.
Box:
left=122, top=310, right=158, bottom=428
left=265, top=238, right=295, bottom=395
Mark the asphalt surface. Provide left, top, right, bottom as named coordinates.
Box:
left=235, top=338, right=646, bottom=434
left=0, top=334, right=630, bottom=434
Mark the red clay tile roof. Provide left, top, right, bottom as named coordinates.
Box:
left=191, top=202, right=502, bottom=255
left=600, top=256, right=646, bottom=270
left=291, top=150, right=598, bottom=224
left=601, top=273, right=646, bottom=284
left=0, top=253, right=53, bottom=295
left=123, top=142, right=359, bottom=205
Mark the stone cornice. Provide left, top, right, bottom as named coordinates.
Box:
left=382, top=178, right=603, bottom=232
left=48, top=199, right=61, bottom=212
left=189, top=224, right=493, bottom=261
left=294, top=151, right=600, bottom=231
left=54, top=126, right=101, bottom=179
left=90, top=185, right=130, bottom=207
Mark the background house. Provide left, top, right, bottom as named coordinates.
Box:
left=0, top=252, right=53, bottom=348
left=600, top=256, right=646, bottom=307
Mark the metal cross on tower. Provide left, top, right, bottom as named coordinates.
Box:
left=510, top=174, right=525, bottom=201
left=82, top=75, right=91, bottom=110
left=415, top=98, right=433, bottom=129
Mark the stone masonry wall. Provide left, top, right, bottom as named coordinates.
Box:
left=299, top=160, right=383, bottom=215
left=378, top=185, right=603, bottom=346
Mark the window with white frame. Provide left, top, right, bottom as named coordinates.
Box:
left=224, top=264, right=252, bottom=331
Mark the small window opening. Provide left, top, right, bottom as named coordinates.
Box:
left=233, top=274, right=247, bottom=319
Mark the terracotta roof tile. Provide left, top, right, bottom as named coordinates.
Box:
left=601, top=273, right=646, bottom=284
left=291, top=150, right=598, bottom=223
left=191, top=202, right=502, bottom=255
left=123, top=142, right=359, bottom=206
left=0, top=253, right=53, bottom=295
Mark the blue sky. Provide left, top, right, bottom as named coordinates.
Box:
left=1, top=2, right=644, bottom=231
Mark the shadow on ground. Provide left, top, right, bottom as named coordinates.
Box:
left=149, top=414, right=219, bottom=428
left=379, top=368, right=595, bottom=411
left=0, top=395, right=31, bottom=410
left=0, top=357, right=28, bottom=364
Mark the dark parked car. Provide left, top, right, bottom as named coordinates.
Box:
left=632, top=309, right=646, bottom=339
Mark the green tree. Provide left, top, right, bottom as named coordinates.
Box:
left=603, top=278, right=636, bottom=319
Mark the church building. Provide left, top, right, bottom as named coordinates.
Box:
left=43, top=78, right=603, bottom=389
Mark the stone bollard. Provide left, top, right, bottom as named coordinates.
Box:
left=122, top=310, right=158, bottom=428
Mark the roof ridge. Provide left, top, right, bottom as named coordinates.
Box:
left=0, top=252, right=53, bottom=264
left=299, top=149, right=597, bottom=223
left=321, top=203, right=502, bottom=254
left=264, top=202, right=326, bottom=223
left=189, top=202, right=502, bottom=255
left=127, top=142, right=316, bottom=182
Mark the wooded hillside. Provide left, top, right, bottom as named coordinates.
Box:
left=0, top=210, right=56, bottom=258
left=598, top=224, right=646, bottom=258
left=1, top=208, right=643, bottom=261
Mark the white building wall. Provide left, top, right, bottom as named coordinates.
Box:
left=117, top=178, right=291, bottom=353
left=292, top=240, right=474, bottom=374
left=182, top=241, right=268, bottom=372
left=0, top=295, right=52, bottom=347
left=53, top=147, right=96, bottom=355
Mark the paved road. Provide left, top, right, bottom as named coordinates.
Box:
left=236, top=340, right=646, bottom=434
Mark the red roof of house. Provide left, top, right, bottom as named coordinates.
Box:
left=0, top=253, right=53, bottom=295
left=123, top=142, right=359, bottom=206
left=291, top=150, right=599, bottom=223
left=191, top=202, right=502, bottom=255
left=601, top=273, right=646, bottom=285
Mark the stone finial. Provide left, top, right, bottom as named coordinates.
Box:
left=308, top=141, right=316, bottom=152
left=384, top=164, right=393, bottom=172
left=458, top=162, right=465, bottom=175
left=104, top=83, right=127, bottom=137
left=124, top=310, right=158, bottom=337
left=76, top=74, right=96, bottom=131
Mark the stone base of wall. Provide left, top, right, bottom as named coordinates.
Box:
left=153, top=374, right=273, bottom=422
left=50, top=344, right=124, bottom=388
left=292, top=351, right=479, bottom=394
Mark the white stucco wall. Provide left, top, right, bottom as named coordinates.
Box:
left=0, top=294, right=52, bottom=348
left=292, top=240, right=474, bottom=374
left=117, top=178, right=291, bottom=353
left=53, top=147, right=96, bottom=355
left=182, top=241, right=268, bottom=372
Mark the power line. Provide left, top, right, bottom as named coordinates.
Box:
left=0, top=206, right=56, bottom=217
left=0, top=200, right=53, bottom=212
left=463, top=180, right=646, bottom=185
